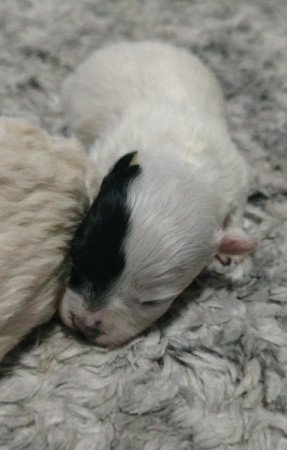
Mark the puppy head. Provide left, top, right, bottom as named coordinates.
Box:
left=59, top=151, right=256, bottom=347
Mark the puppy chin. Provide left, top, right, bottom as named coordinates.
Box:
left=86, top=331, right=132, bottom=348
left=91, top=307, right=169, bottom=348
left=85, top=314, right=144, bottom=348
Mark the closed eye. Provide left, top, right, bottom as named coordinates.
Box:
left=142, top=299, right=169, bottom=307
left=142, top=301, right=157, bottom=307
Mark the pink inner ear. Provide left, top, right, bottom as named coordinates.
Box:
left=218, top=227, right=258, bottom=256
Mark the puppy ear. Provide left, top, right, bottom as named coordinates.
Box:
left=216, top=225, right=257, bottom=264
left=108, top=151, right=138, bottom=176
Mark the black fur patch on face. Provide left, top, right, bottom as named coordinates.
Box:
left=69, top=152, right=141, bottom=306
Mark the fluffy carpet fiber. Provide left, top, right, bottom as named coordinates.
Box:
left=0, top=1, right=287, bottom=449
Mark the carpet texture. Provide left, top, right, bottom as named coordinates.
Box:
left=0, top=1, right=287, bottom=449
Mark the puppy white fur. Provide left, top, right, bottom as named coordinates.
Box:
left=0, top=118, right=96, bottom=362
left=60, top=41, right=256, bottom=347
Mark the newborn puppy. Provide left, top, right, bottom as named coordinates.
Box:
left=0, top=118, right=95, bottom=362
left=60, top=41, right=257, bottom=347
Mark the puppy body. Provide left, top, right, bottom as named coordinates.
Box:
left=61, top=42, right=254, bottom=346
left=0, top=118, right=96, bottom=361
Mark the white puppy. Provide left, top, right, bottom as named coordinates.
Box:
left=60, top=41, right=256, bottom=347
left=0, top=118, right=95, bottom=362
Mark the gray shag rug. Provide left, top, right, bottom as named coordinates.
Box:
left=1, top=1, right=287, bottom=449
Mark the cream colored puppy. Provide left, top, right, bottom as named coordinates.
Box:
left=60, top=41, right=256, bottom=347
left=0, top=118, right=96, bottom=362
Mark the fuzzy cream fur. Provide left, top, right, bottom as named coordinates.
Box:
left=0, top=118, right=97, bottom=362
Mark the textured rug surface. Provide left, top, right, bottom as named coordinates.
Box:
left=1, top=1, right=287, bottom=449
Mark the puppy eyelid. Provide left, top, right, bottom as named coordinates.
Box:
left=142, top=299, right=167, bottom=307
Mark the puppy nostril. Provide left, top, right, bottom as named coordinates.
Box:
left=84, top=321, right=101, bottom=333
left=70, top=313, right=101, bottom=337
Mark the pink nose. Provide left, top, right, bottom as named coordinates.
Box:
left=72, top=314, right=101, bottom=337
